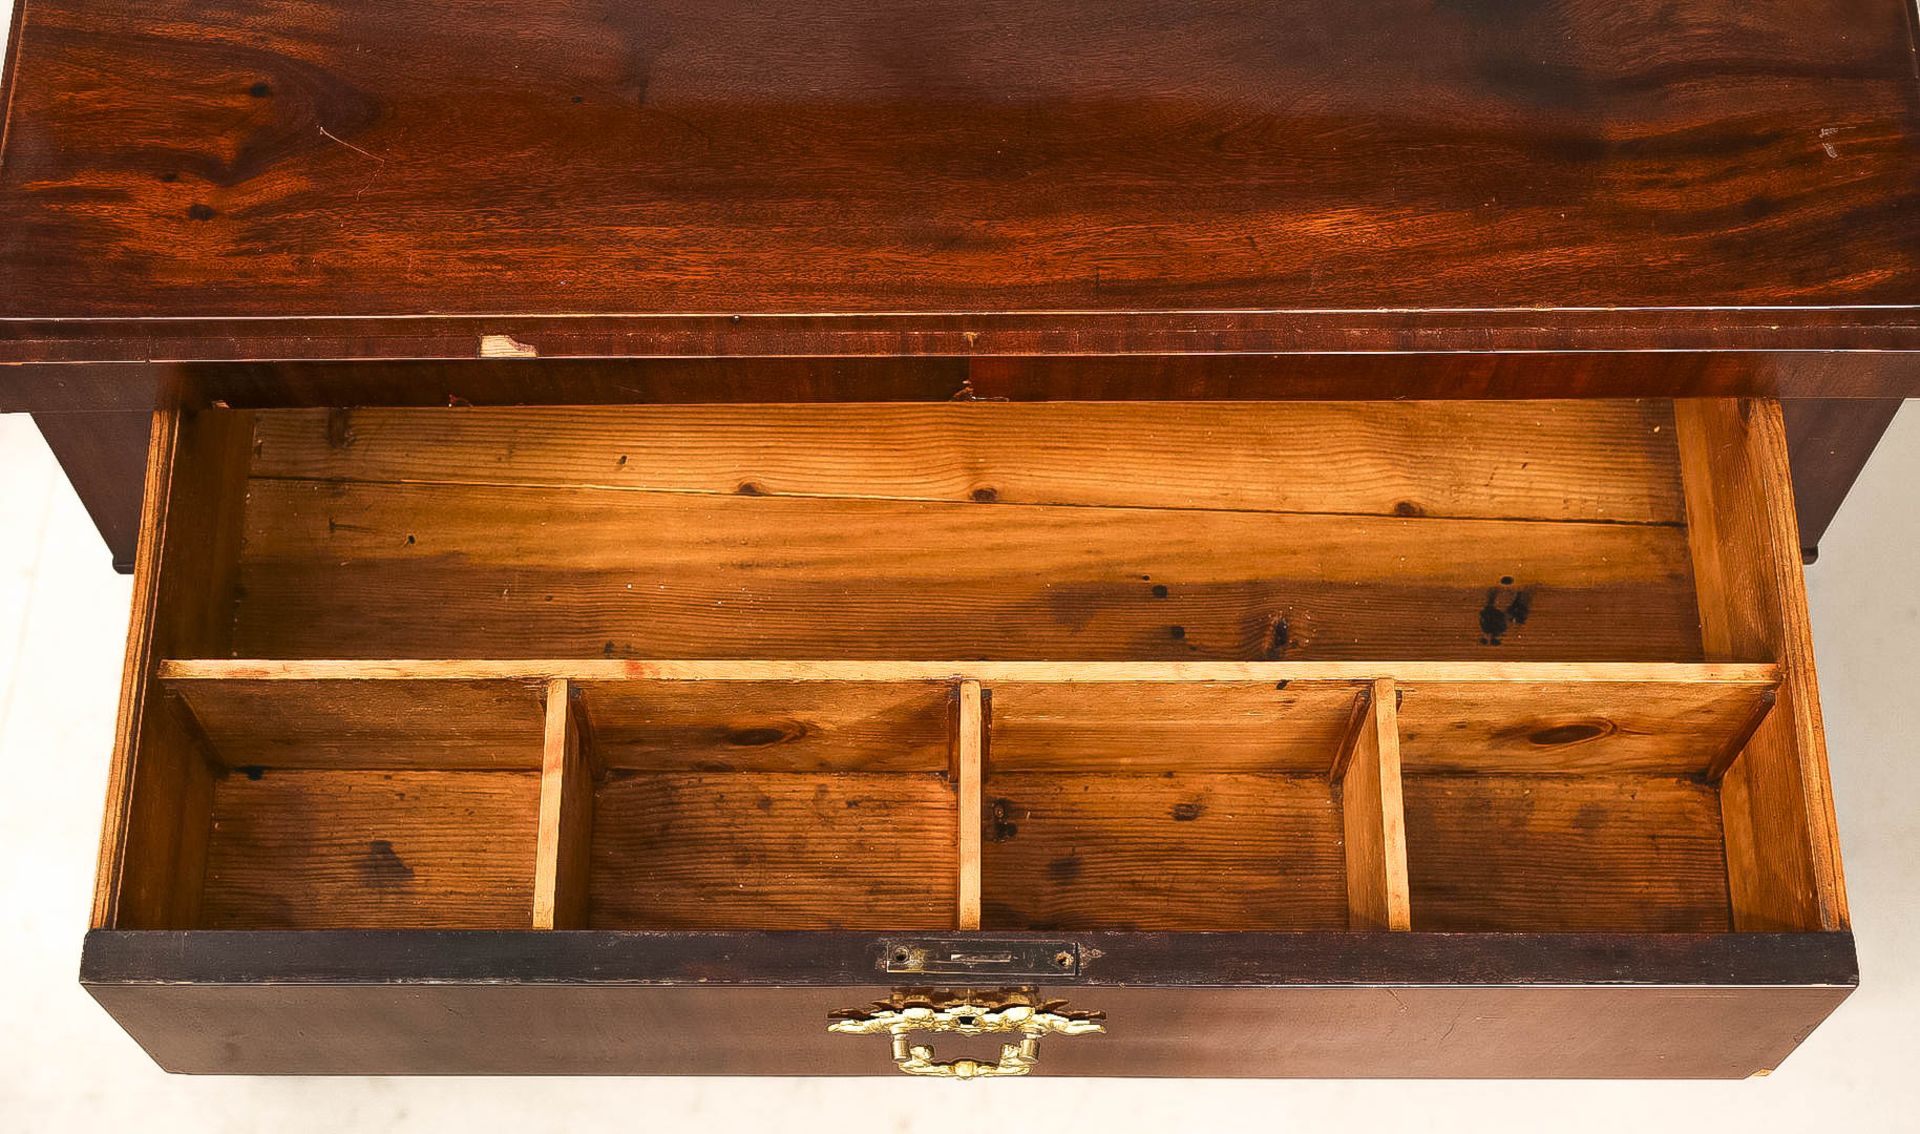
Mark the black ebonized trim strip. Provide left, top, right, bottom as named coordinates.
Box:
left=82, top=930, right=1858, bottom=989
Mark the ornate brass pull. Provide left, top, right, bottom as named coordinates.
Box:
left=829, top=1002, right=1104, bottom=1079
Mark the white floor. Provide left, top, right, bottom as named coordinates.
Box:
left=0, top=408, right=1914, bottom=1132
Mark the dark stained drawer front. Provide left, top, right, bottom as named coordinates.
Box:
left=84, top=398, right=1853, bottom=1076
left=83, top=931, right=1855, bottom=1077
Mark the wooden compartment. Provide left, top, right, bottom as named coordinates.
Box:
left=149, top=680, right=547, bottom=929
left=86, top=397, right=1854, bottom=1076
left=977, top=681, right=1388, bottom=932
left=567, top=680, right=964, bottom=930
left=1395, top=677, right=1780, bottom=933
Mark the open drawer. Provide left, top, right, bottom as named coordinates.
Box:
left=83, top=398, right=1853, bottom=1077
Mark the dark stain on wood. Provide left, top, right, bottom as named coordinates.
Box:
left=1528, top=721, right=1615, bottom=747
left=324, top=409, right=356, bottom=450
left=1479, top=589, right=1508, bottom=643
left=987, top=797, right=1019, bottom=843
left=358, top=840, right=415, bottom=887
left=724, top=725, right=798, bottom=748
left=1170, top=802, right=1204, bottom=822
left=1263, top=616, right=1291, bottom=658
left=1046, top=854, right=1083, bottom=883
left=1478, top=585, right=1534, bottom=645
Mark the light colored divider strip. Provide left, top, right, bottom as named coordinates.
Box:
left=1336, top=678, right=1411, bottom=932
left=956, top=680, right=984, bottom=931
left=533, top=678, right=593, bottom=929
left=157, top=659, right=1780, bottom=686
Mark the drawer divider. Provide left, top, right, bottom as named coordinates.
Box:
left=1333, top=678, right=1411, bottom=931
left=533, top=678, right=594, bottom=930
left=955, top=679, right=984, bottom=930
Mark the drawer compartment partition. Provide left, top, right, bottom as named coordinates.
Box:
left=151, top=659, right=1784, bottom=938
left=86, top=397, right=1855, bottom=1077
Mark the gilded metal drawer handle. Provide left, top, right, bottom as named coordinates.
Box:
left=829, top=1003, right=1104, bottom=1079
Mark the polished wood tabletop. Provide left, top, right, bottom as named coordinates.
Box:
left=2, top=0, right=1918, bottom=363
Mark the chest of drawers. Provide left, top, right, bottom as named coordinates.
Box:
left=72, top=396, right=1851, bottom=1076
left=3, top=0, right=1914, bottom=1078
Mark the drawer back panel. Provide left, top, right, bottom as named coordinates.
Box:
left=222, top=401, right=1700, bottom=662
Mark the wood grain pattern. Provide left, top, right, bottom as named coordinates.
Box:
left=162, top=678, right=548, bottom=770
left=1403, top=775, right=1732, bottom=933
left=533, top=680, right=593, bottom=929
left=248, top=402, right=1687, bottom=523
left=1340, top=679, right=1409, bottom=931
left=94, top=406, right=251, bottom=929
left=95, top=408, right=196, bottom=930
left=7, top=312, right=1920, bottom=368
left=85, top=979, right=1853, bottom=1077
left=1396, top=678, right=1781, bottom=775
left=1677, top=398, right=1848, bottom=931
left=159, top=658, right=1782, bottom=686
left=985, top=681, right=1361, bottom=774
left=980, top=773, right=1348, bottom=931
left=1706, top=689, right=1780, bottom=784
left=12, top=370, right=1913, bottom=582
left=147, top=411, right=253, bottom=667
left=16, top=354, right=1920, bottom=417
left=1324, top=685, right=1375, bottom=784
left=110, top=701, right=216, bottom=930
left=956, top=680, right=982, bottom=930
left=80, top=930, right=1857, bottom=1076
left=574, top=680, right=951, bottom=772
left=81, top=927, right=1860, bottom=987
left=587, top=772, right=957, bottom=930
left=199, top=770, right=542, bottom=929
left=4, top=0, right=1919, bottom=364
left=230, top=479, right=1703, bottom=661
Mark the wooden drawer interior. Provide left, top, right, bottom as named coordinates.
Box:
left=95, top=399, right=1848, bottom=937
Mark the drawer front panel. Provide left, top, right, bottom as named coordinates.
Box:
left=83, top=931, right=1855, bottom=1078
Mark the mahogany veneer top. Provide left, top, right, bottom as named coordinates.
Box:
left=2, top=0, right=1918, bottom=362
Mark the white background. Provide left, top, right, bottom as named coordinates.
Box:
left=2, top=407, right=1912, bottom=1131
